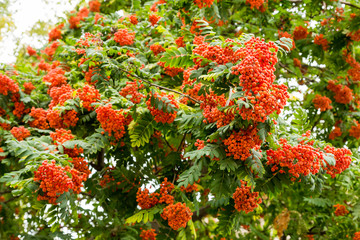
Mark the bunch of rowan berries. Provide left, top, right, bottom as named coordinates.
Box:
left=223, top=127, right=262, bottom=160
left=329, top=126, right=342, bottom=140
left=140, top=229, right=157, bottom=240
left=136, top=178, right=174, bottom=209
left=232, top=180, right=262, bottom=213
left=150, top=44, right=165, bottom=56
left=312, top=94, right=333, bottom=111
left=193, top=0, right=214, bottom=8
left=114, top=29, right=135, bottom=46
left=23, top=82, right=35, bottom=95
left=10, top=126, right=31, bottom=141
left=314, top=34, right=329, bottom=51
left=349, top=121, right=360, bottom=139
left=149, top=14, right=160, bottom=26
left=43, top=68, right=67, bottom=89
left=13, top=102, right=29, bottom=119
left=129, top=14, right=138, bottom=25
left=96, top=104, right=127, bottom=140
left=157, top=61, right=184, bottom=77
left=161, top=202, right=193, bottom=230
left=0, top=74, right=19, bottom=96
left=119, top=81, right=144, bottom=104
left=323, top=145, right=352, bottom=178
left=89, top=0, right=101, bottom=12
left=333, top=204, right=349, bottom=216
left=245, top=0, right=264, bottom=10
left=77, top=84, right=100, bottom=111
left=266, top=138, right=324, bottom=181
left=293, top=26, right=308, bottom=40
left=34, top=160, right=86, bottom=204
left=146, top=92, right=179, bottom=124
left=327, top=80, right=353, bottom=104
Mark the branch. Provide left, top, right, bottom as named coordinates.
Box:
left=192, top=205, right=211, bottom=221
left=4, top=196, right=20, bottom=203
left=117, top=67, right=202, bottom=104
left=91, top=148, right=105, bottom=171
left=279, top=62, right=315, bottom=84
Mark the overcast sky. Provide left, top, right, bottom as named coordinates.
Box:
left=0, top=0, right=79, bottom=64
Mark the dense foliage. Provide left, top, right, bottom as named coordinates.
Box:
left=1, top=0, right=360, bottom=239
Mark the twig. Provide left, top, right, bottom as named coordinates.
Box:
left=117, top=67, right=202, bottom=104
left=4, top=196, right=20, bottom=203
left=177, top=133, right=187, bottom=152
left=163, top=135, right=176, bottom=152
left=279, top=62, right=315, bottom=84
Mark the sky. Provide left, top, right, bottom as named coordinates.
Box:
left=0, top=0, right=80, bottom=64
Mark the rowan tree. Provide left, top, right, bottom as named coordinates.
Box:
left=0, top=0, right=360, bottom=239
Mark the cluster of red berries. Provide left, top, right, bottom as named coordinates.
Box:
left=43, top=68, right=68, bottom=89
left=327, top=80, right=353, bottom=104
left=312, top=94, right=333, bottom=111
left=23, top=82, right=35, bottom=95
left=34, top=160, right=87, bottom=204
left=161, top=202, right=193, bottom=230
left=149, top=14, right=160, bottom=26
left=0, top=147, right=6, bottom=161
left=96, top=104, right=127, bottom=140
left=48, top=23, right=64, bottom=42
left=193, top=0, right=215, bottom=8
left=10, top=126, right=31, bottom=141
left=47, top=109, right=79, bottom=129
left=345, top=53, right=360, bottom=82
left=48, top=84, right=74, bottom=108
left=150, top=0, right=166, bottom=12
left=223, top=127, right=262, bottom=161
left=158, top=61, right=184, bottom=77
left=68, top=7, right=89, bottom=29
left=119, top=81, right=144, bottom=104
left=329, top=126, right=342, bottom=140
left=246, top=0, right=264, bottom=10
left=150, top=44, right=165, bottom=56
left=146, top=92, right=179, bottom=124
left=27, top=46, right=37, bottom=56
left=0, top=74, right=19, bottom=96
left=333, top=204, right=349, bottom=216
left=233, top=180, right=262, bottom=213
left=175, top=36, right=185, bottom=48
left=140, top=229, right=157, bottom=240
left=349, top=121, right=360, bottom=139
left=293, top=26, right=308, bottom=40
left=89, top=0, right=101, bottom=12
left=354, top=231, right=360, bottom=240
left=42, top=41, right=61, bottom=59
left=232, top=37, right=289, bottom=122
left=180, top=180, right=199, bottom=193
left=129, top=14, right=138, bottom=25
left=314, top=34, right=329, bottom=51
left=77, top=84, right=100, bottom=111
left=13, top=101, right=29, bottom=119
left=323, top=145, right=352, bottom=178
left=114, top=29, right=135, bottom=46
left=266, top=138, right=324, bottom=181
left=136, top=178, right=174, bottom=209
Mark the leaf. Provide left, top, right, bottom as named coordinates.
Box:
left=245, top=149, right=265, bottom=178
left=177, top=163, right=202, bottom=187
left=303, top=197, right=332, bottom=207
left=160, top=47, right=193, bottom=68
left=218, top=158, right=238, bottom=172
left=129, top=112, right=154, bottom=147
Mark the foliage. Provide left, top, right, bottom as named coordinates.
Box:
left=0, top=0, right=360, bottom=239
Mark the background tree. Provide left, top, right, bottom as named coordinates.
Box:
left=0, top=0, right=360, bottom=239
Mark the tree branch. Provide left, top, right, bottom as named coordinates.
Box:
left=91, top=148, right=105, bottom=171
left=117, top=67, right=202, bottom=104
left=279, top=62, right=315, bottom=84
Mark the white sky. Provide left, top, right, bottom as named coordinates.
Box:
left=0, top=0, right=80, bottom=64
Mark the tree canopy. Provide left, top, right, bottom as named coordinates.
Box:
left=0, top=0, right=360, bottom=239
